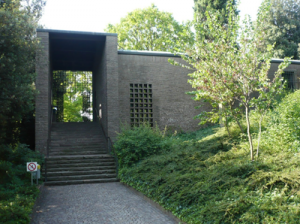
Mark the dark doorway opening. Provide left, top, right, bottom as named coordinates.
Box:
left=52, top=70, right=93, bottom=122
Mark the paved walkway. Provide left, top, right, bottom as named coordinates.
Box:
left=31, top=182, right=178, bottom=224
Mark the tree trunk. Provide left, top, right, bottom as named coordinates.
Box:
left=245, top=105, right=254, bottom=161
left=225, top=116, right=231, bottom=137
left=234, top=116, right=243, bottom=133
left=256, top=115, right=263, bottom=158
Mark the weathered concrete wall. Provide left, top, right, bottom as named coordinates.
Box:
left=118, top=54, right=208, bottom=132
left=35, top=32, right=51, bottom=154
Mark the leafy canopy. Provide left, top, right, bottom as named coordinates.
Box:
left=105, top=4, right=194, bottom=52
left=258, top=0, right=300, bottom=59
left=174, top=0, right=290, bottom=160
left=193, top=0, right=238, bottom=24
left=0, top=0, right=45, bottom=145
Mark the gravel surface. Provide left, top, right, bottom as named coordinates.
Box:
left=31, top=182, right=178, bottom=224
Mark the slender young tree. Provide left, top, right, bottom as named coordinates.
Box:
left=175, top=0, right=290, bottom=160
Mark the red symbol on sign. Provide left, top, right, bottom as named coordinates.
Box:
left=28, top=162, right=37, bottom=171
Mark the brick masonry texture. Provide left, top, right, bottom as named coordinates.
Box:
left=31, top=183, right=178, bottom=224
left=118, top=54, right=210, bottom=132
left=35, top=32, right=50, bottom=155
left=35, top=30, right=300, bottom=154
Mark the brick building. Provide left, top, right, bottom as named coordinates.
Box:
left=35, top=29, right=300, bottom=155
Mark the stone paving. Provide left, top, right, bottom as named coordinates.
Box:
left=31, top=182, right=178, bottom=224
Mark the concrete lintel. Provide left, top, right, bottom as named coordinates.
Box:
left=37, top=29, right=117, bottom=37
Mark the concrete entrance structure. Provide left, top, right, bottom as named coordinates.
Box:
left=35, top=29, right=300, bottom=155
left=35, top=29, right=201, bottom=155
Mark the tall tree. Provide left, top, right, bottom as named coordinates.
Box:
left=173, top=0, right=290, bottom=160
left=105, top=4, right=194, bottom=52
left=193, top=0, right=238, bottom=24
left=0, top=0, right=46, bottom=145
left=258, top=0, right=300, bottom=59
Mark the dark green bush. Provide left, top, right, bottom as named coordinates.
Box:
left=0, top=144, right=44, bottom=224
left=116, top=91, right=300, bottom=223
left=114, top=124, right=171, bottom=168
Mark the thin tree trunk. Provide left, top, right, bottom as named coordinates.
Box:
left=256, top=115, right=263, bottom=158
left=225, top=116, right=231, bottom=137
left=230, top=105, right=243, bottom=133
left=233, top=116, right=243, bottom=133
left=245, top=105, right=254, bottom=161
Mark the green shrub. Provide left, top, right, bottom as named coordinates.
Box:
left=116, top=91, right=300, bottom=223
left=0, top=144, right=44, bottom=224
left=114, top=124, right=171, bottom=168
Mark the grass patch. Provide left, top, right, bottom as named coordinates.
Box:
left=115, top=90, right=300, bottom=223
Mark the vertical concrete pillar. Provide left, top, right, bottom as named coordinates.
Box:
left=105, top=36, right=119, bottom=140
left=35, top=32, right=50, bottom=155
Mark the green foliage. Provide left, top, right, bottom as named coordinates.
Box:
left=0, top=0, right=45, bottom=145
left=175, top=0, right=291, bottom=160
left=114, top=124, right=173, bottom=168
left=0, top=144, right=44, bottom=223
left=258, top=0, right=300, bottom=59
left=193, top=0, right=238, bottom=24
left=105, top=4, right=194, bottom=52
left=116, top=91, right=300, bottom=223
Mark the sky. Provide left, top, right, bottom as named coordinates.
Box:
left=39, top=0, right=263, bottom=33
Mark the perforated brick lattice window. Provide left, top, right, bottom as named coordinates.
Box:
left=130, top=84, right=153, bottom=127
left=282, top=71, right=295, bottom=90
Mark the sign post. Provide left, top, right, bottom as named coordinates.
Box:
left=27, top=162, right=38, bottom=186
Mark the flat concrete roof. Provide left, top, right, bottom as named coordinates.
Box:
left=271, top=59, right=300, bottom=65
left=36, top=29, right=117, bottom=37
left=118, top=50, right=181, bottom=57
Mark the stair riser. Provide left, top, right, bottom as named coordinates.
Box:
left=46, top=162, right=115, bottom=168
left=44, top=178, right=118, bottom=186
left=43, top=166, right=115, bottom=172
left=49, top=152, right=107, bottom=156
left=47, top=174, right=116, bottom=181
left=46, top=157, right=115, bottom=162
left=45, top=170, right=116, bottom=177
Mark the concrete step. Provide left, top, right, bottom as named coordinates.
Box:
left=49, top=152, right=107, bottom=156
left=44, top=178, right=118, bottom=186
left=46, top=158, right=114, bottom=164
left=50, top=139, right=105, bottom=144
left=46, top=154, right=113, bottom=160
left=46, top=161, right=115, bottom=168
left=47, top=173, right=116, bottom=181
left=46, top=169, right=116, bottom=177
left=49, top=147, right=106, bottom=152
left=43, top=165, right=115, bottom=172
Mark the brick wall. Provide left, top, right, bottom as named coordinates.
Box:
left=105, top=37, right=120, bottom=140
left=118, top=54, right=210, bottom=132
left=35, top=32, right=50, bottom=155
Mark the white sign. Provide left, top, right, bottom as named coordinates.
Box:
left=27, top=162, right=38, bottom=172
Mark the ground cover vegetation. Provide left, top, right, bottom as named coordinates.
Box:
left=0, top=0, right=46, bottom=223
left=105, top=4, right=194, bottom=52
left=114, top=0, right=300, bottom=222
left=115, top=89, right=300, bottom=223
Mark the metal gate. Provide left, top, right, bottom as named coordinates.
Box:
left=52, top=71, right=92, bottom=122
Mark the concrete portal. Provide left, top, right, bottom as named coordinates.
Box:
left=35, top=29, right=203, bottom=155
left=35, top=30, right=119, bottom=154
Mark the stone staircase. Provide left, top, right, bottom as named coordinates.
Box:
left=44, top=122, right=118, bottom=185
